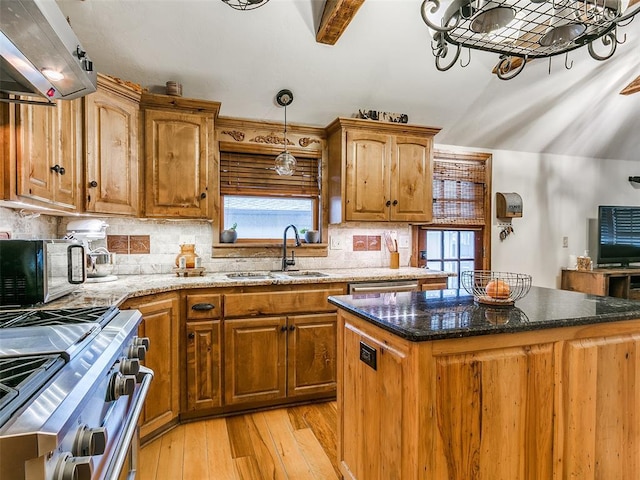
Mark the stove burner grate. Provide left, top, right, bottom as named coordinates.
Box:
left=0, top=355, right=65, bottom=426
left=0, top=306, right=118, bottom=329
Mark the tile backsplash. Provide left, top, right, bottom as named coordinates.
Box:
left=0, top=207, right=413, bottom=274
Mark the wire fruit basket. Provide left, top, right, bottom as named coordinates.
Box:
left=461, top=270, right=532, bottom=306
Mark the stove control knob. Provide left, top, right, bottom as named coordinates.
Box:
left=133, top=336, right=151, bottom=350
left=55, top=452, right=93, bottom=480
left=128, top=344, right=146, bottom=361
left=120, top=358, right=140, bottom=376
left=108, top=372, right=136, bottom=401
left=74, top=425, right=107, bottom=456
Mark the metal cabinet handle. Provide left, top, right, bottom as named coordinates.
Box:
left=385, top=200, right=391, bottom=207
left=188, top=332, right=195, bottom=340
left=89, top=180, right=98, bottom=188
left=289, top=325, right=295, bottom=331
left=191, top=303, right=214, bottom=311
left=51, top=164, right=65, bottom=175
left=280, top=325, right=287, bottom=332
left=200, top=192, right=207, bottom=199
left=392, top=199, right=398, bottom=206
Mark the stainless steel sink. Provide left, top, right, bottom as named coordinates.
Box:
left=281, top=271, right=329, bottom=278
left=225, top=272, right=272, bottom=279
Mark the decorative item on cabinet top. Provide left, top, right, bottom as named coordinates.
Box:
left=357, top=109, right=409, bottom=123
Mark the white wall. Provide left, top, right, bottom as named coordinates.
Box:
left=2, top=149, right=637, bottom=286
left=482, top=148, right=639, bottom=288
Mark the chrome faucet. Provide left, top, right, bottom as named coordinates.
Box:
left=282, top=224, right=301, bottom=271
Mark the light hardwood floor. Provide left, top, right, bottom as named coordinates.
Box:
left=139, top=402, right=339, bottom=480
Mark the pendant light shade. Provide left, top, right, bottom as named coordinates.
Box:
left=275, top=89, right=296, bottom=176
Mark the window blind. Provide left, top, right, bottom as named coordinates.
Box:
left=220, top=152, right=320, bottom=196
left=432, top=159, right=486, bottom=225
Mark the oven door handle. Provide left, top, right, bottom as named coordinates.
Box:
left=106, top=366, right=154, bottom=479
left=350, top=283, right=419, bottom=293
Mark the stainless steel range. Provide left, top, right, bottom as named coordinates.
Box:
left=0, top=306, right=153, bottom=480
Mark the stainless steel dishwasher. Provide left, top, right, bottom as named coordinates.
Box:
left=347, top=280, right=420, bottom=294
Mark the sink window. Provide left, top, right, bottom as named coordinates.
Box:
left=220, top=151, right=320, bottom=242
left=223, top=196, right=315, bottom=239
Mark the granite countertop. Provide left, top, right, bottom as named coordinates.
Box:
left=34, top=267, right=453, bottom=310
left=328, top=286, right=640, bottom=342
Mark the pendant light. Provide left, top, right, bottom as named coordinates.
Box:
left=275, top=89, right=296, bottom=176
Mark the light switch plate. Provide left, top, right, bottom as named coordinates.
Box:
left=399, top=235, right=410, bottom=248
left=330, top=235, right=342, bottom=250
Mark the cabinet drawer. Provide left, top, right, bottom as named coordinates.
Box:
left=224, top=289, right=343, bottom=318
left=186, top=294, right=222, bottom=319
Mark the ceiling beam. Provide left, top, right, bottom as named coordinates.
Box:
left=621, top=76, right=640, bottom=95
left=316, top=0, right=366, bottom=46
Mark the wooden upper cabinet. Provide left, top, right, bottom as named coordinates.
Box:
left=10, top=99, right=82, bottom=211
left=141, top=93, right=220, bottom=218
left=391, top=136, right=433, bottom=222
left=327, top=117, right=441, bottom=223
left=345, top=131, right=390, bottom=221
left=84, top=74, right=141, bottom=215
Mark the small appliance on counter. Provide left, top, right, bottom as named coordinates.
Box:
left=66, top=219, right=118, bottom=283
left=0, top=239, right=86, bottom=306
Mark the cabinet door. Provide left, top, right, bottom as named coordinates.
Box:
left=85, top=84, right=139, bottom=215
left=288, top=313, right=337, bottom=397
left=15, top=100, right=81, bottom=210
left=144, top=109, right=212, bottom=218
left=431, top=344, right=555, bottom=480
left=390, top=135, right=432, bottom=222
left=340, top=320, right=410, bottom=480
left=556, top=334, right=640, bottom=479
left=186, top=320, right=222, bottom=411
left=345, top=131, right=390, bottom=221
left=224, top=316, right=287, bottom=405
left=131, top=295, right=180, bottom=439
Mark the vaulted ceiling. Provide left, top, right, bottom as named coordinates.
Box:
left=56, top=0, right=640, bottom=161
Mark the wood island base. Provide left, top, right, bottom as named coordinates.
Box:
left=337, top=309, right=640, bottom=480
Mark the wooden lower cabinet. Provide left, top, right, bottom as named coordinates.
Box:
left=224, top=313, right=337, bottom=406
left=338, top=310, right=640, bottom=480
left=288, top=313, right=337, bottom=397
left=186, top=320, right=222, bottom=411
left=123, top=293, right=180, bottom=439
left=224, top=316, right=287, bottom=405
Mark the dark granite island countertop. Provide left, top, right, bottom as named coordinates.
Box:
left=328, top=285, right=640, bottom=341
left=333, top=286, right=640, bottom=479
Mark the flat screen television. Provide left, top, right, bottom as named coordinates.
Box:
left=597, top=205, right=640, bottom=267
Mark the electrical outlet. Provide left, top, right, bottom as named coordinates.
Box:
left=330, top=235, right=342, bottom=250
left=398, top=235, right=410, bottom=249
left=562, top=236, right=568, bottom=248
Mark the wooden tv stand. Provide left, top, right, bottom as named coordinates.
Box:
left=561, top=267, right=640, bottom=299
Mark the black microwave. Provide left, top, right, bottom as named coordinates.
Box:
left=0, top=239, right=86, bottom=306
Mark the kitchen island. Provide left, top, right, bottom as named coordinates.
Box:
left=328, top=287, right=640, bottom=480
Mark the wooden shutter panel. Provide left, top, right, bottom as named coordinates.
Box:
left=432, top=160, right=486, bottom=225
left=220, top=152, right=320, bottom=196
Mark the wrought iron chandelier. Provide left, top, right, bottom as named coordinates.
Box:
left=221, top=0, right=269, bottom=11
left=421, top=0, right=640, bottom=79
